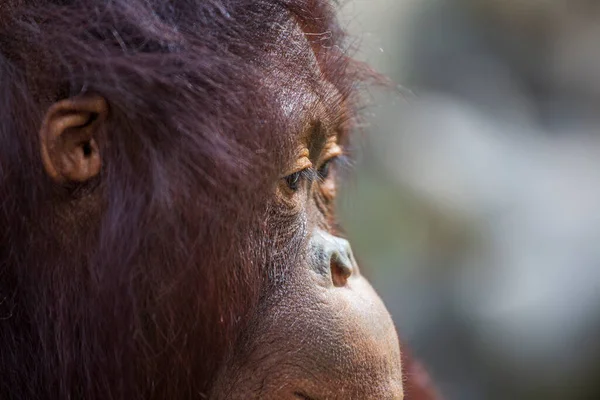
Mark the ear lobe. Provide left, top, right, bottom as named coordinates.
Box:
left=40, top=95, right=109, bottom=183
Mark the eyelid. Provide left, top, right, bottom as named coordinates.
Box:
left=322, top=143, right=342, bottom=162
left=284, top=142, right=341, bottom=177
left=285, top=155, right=312, bottom=177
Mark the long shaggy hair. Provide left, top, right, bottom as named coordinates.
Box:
left=0, top=1, right=365, bottom=399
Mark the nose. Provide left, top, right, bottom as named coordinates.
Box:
left=309, top=229, right=358, bottom=287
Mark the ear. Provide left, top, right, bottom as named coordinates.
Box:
left=40, top=95, right=109, bottom=183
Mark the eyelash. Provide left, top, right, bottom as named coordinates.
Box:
left=317, top=159, right=332, bottom=180
left=285, top=169, right=314, bottom=191
left=284, top=157, right=338, bottom=192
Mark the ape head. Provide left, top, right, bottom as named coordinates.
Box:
left=0, top=1, right=413, bottom=399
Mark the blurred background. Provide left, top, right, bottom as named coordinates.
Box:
left=337, top=1, right=600, bottom=399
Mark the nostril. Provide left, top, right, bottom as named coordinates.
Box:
left=310, top=230, right=359, bottom=287
left=330, top=253, right=353, bottom=287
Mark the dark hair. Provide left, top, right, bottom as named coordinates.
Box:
left=0, top=1, right=366, bottom=398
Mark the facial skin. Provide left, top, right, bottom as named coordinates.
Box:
left=209, top=22, right=404, bottom=399
left=32, top=9, right=403, bottom=400
left=213, top=230, right=403, bottom=399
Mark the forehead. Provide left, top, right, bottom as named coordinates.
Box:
left=261, top=18, right=342, bottom=139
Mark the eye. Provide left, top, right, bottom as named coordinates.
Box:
left=285, top=170, right=303, bottom=191
left=317, top=157, right=335, bottom=180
